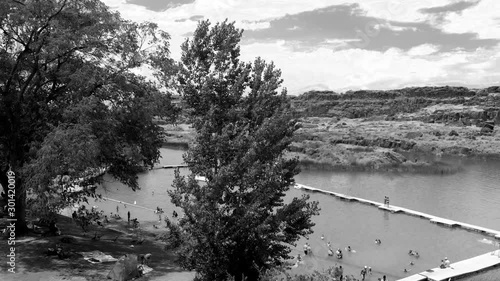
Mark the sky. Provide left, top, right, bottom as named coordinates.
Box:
left=101, top=0, right=500, bottom=95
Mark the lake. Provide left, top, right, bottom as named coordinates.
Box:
left=92, top=147, right=500, bottom=280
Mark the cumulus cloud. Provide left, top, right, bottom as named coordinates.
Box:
left=101, top=0, right=500, bottom=93
left=242, top=4, right=499, bottom=53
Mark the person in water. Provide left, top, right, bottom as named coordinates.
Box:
left=328, top=248, right=334, bottom=256
left=347, top=246, right=352, bottom=252
left=360, top=266, right=367, bottom=280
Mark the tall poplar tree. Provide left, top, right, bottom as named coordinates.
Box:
left=169, top=20, right=319, bottom=281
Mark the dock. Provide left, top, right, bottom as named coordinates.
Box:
left=159, top=164, right=188, bottom=169
left=430, top=217, right=460, bottom=227
left=294, top=183, right=500, bottom=280
left=294, top=183, right=500, bottom=239
left=397, top=274, right=427, bottom=281
left=398, top=251, right=500, bottom=281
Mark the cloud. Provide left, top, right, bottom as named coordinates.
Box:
left=419, top=0, right=480, bottom=14
left=101, top=0, right=500, bottom=93
left=407, top=44, right=440, bottom=56
left=242, top=3, right=499, bottom=53
left=240, top=41, right=500, bottom=94
left=125, top=0, right=195, bottom=12
left=244, top=4, right=500, bottom=52
left=175, top=15, right=204, bottom=22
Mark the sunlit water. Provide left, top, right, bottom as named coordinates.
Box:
left=89, top=148, right=500, bottom=280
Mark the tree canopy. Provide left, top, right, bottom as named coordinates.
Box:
left=0, top=0, right=178, bottom=232
left=169, top=20, right=320, bottom=281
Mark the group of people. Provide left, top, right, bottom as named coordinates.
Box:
left=384, top=196, right=390, bottom=207
left=303, top=243, right=312, bottom=255
left=408, top=249, right=420, bottom=257
left=298, top=235, right=431, bottom=280
left=360, top=266, right=372, bottom=280
left=440, top=257, right=451, bottom=268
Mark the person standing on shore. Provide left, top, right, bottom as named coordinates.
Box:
left=127, top=211, right=130, bottom=225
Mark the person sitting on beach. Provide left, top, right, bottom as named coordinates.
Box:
left=321, top=234, right=324, bottom=240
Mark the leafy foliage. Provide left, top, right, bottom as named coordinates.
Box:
left=0, top=0, right=178, bottom=231
left=73, top=205, right=103, bottom=233
left=169, top=20, right=320, bottom=281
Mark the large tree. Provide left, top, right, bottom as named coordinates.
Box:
left=169, top=20, right=320, bottom=281
left=0, top=0, right=178, bottom=234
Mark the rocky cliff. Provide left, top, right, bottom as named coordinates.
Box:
left=290, top=86, right=500, bottom=173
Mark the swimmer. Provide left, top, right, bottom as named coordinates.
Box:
left=409, top=261, right=414, bottom=266
left=347, top=246, right=352, bottom=252
left=404, top=268, right=411, bottom=273
left=327, top=241, right=332, bottom=248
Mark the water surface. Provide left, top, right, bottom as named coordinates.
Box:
left=90, top=148, right=500, bottom=280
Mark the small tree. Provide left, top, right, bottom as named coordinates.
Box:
left=169, top=20, right=319, bottom=281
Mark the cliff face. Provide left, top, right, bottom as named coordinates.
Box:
left=291, top=86, right=500, bottom=125
left=289, top=86, right=500, bottom=173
